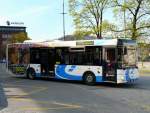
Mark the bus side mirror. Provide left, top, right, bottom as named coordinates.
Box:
left=124, top=47, right=127, bottom=55
left=136, top=66, right=138, bottom=69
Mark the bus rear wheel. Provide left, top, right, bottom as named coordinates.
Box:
left=83, top=72, right=96, bottom=85
left=27, top=69, right=35, bottom=80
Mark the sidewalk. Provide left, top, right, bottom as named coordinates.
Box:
left=0, top=83, right=8, bottom=110
left=0, top=64, right=8, bottom=110
left=139, top=69, right=150, bottom=76
left=138, top=62, right=150, bottom=75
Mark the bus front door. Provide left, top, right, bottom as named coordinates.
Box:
left=40, top=48, right=55, bottom=76
left=103, top=48, right=117, bottom=82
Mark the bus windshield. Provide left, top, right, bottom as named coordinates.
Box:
left=118, top=46, right=137, bottom=68
left=123, top=47, right=137, bottom=66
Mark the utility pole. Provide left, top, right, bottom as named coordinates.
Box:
left=61, top=0, right=67, bottom=41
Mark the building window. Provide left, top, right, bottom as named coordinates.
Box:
left=2, top=34, right=11, bottom=39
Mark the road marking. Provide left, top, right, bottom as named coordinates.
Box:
left=10, top=99, right=82, bottom=111
left=10, top=98, right=81, bottom=107
left=26, top=87, right=48, bottom=95
left=20, top=102, right=82, bottom=111
left=10, top=98, right=49, bottom=103
left=20, top=106, right=81, bottom=111
left=7, top=95, right=29, bottom=98
left=53, top=102, right=81, bottom=108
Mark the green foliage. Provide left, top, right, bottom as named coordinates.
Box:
left=8, top=32, right=30, bottom=43
left=113, top=7, right=119, bottom=16
left=69, top=0, right=150, bottom=40
left=102, top=20, right=117, bottom=32
left=138, top=43, right=150, bottom=62
left=73, top=30, right=93, bottom=39
left=113, top=0, right=150, bottom=40
left=69, top=0, right=110, bottom=39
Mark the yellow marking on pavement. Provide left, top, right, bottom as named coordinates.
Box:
left=10, top=98, right=50, bottom=104
left=10, top=98, right=54, bottom=104
left=10, top=99, right=82, bottom=111
left=7, top=93, right=29, bottom=96
left=53, top=102, right=82, bottom=108
left=10, top=98, right=81, bottom=107
left=20, top=106, right=81, bottom=111
left=19, top=102, right=81, bottom=111
left=27, top=87, right=48, bottom=95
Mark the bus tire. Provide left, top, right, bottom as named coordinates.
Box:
left=83, top=72, right=96, bottom=85
left=27, top=68, right=35, bottom=80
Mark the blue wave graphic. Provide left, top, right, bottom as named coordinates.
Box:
left=55, top=65, right=82, bottom=80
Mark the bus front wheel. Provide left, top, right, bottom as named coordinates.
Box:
left=83, top=72, right=96, bottom=85
left=27, top=69, right=35, bottom=80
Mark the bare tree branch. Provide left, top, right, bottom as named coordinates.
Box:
left=137, top=12, right=150, bottom=20
left=137, top=25, right=150, bottom=30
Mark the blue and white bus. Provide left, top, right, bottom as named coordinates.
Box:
left=6, top=39, right=139, bottom=84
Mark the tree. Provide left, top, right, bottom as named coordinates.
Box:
left=69, top=0, right=110, bottom=39
left=73, top=29, right=92, bottom=40
left=138, top=42, right=150, bottom=66
left=101, top=20, right=119, bottom=38
left=113, top=0, right=150, bottom=40
left=8, top=32, right=30, bottom=43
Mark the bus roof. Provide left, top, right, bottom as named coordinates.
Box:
left=7, top=42, right=49, bottom=48
left=45, top=39, right=118, bottom=47
left=8, top=39, right=136, bottom=48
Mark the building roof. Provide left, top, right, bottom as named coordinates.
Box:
left=0, top=26, right=26, bottom=33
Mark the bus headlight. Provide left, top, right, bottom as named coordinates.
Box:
left=121, top=76, right=124, bottom=80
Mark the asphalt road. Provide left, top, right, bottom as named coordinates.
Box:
left=0, top=64, right=150, bottom=113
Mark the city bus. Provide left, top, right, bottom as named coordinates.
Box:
left=6, top=39, right=139, bottom=84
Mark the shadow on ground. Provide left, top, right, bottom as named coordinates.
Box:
left=16, top=75, right=150, bottom=90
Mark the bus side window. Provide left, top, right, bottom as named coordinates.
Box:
left=64, top=54, right=69, bottom=64
left=56, top=48, right=70, bottom=65
left=68, top=52, right=84, bottom=65
left=93, top=48, right=102, bottom=65
left=69, top=53, right=76, bottom=65
left=84, top=52, right=93, bottom=65
left=84, top=47, right=102, bottom=65
left=55, top=49, right=61, bottom=64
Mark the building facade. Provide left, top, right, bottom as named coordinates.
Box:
left=0, top=26, right=26, bottom=60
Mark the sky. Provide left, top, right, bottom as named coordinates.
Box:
left=0, top=0, right=114, bottom=41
